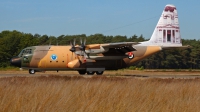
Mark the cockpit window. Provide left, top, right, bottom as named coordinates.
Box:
left=18, top=49, right=32, bottom=57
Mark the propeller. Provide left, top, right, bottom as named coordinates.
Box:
left=70, top=38, right=76, bottom=52
left=69, top=38, right=76, bottom=60
left=69, top=38, right=88, bottom=62
left=79, top=38, right=86, bottom=54
left=79, top=38, right=87, bottom=62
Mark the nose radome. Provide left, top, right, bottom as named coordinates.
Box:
left=10, top=56, right=21, bottom=67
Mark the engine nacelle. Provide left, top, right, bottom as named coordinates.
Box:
left=85, top=46, right=109, bottom=54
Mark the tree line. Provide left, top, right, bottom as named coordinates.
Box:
left=0, top=30, right=199, bottom=69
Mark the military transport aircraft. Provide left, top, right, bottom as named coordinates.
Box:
left=10, top=4, right=189, bottom=75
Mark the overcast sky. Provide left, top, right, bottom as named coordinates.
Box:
left=0, top=0, right=199, bottom=39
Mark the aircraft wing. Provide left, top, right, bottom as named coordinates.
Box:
left=83, top=42, right=139, bottom=60
left=75, top=42, right=139, bottom=60
left=161, top=45, right=191, bottom=50
left=99, top=42, right=139, bottom=58
left=101, top=42, right=139, bottom=48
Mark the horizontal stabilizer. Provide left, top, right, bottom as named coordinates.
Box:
left=162, top=45, right=191, bottom=50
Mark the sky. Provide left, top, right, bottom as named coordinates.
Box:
left=0, top=0, right=200, bottom=39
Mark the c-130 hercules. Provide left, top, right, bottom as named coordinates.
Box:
left=11, top=4, right=189, bottom=75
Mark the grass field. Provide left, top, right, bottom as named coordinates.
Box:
left=0, top=75, right=200, bottom=112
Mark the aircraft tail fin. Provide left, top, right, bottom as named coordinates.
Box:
left=147, top=4, right=182, bottom=47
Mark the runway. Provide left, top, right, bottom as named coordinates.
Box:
left=0, top=70, right=200, bottom=79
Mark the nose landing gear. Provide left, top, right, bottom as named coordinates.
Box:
left=29, top=69, right=35, bottom=74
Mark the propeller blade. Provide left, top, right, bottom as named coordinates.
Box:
left=84, top=38, right=86, bottom=46
left=70, top=41, right=72, bottom=46
left=79, top=37, right=86, bottom=52
left=73, top=38, right=76, bottom=46
left=70, top=40, right=76, bottom=52
left=80, top=38, right=83, bottom=45
left=69, top=38, right=78, bottom=61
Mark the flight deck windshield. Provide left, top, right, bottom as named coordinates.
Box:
left=18, top=49, right=32, bottom=57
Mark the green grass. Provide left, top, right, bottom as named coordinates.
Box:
left=0, top=66, right=20, bottom=71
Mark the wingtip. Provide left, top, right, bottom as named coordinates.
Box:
left=186, top=45, right=192, bottom=48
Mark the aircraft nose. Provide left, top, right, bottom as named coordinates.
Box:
left=10, top=56, right=21, bottom=67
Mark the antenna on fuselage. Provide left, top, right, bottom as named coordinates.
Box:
left=49, top=40, right=51, bottom=46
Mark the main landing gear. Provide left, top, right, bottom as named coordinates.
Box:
left=96, top=71, right=104, bottom=75
left=78, top=70, right=86, bottom=75
left=78, top=68, right=105, bottom=75
left=78, top=70, right=104, bottom=75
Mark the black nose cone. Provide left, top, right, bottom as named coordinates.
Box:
left=10, top=56, right=21, bottom=67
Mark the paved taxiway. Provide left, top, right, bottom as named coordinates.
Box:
left=0, top=70, right=200, bottom=79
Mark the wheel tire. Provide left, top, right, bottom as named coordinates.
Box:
left=78, top=70, right=86, bottom=75
left=29, top=69, right=35, bottom=74
left=96, top=71, right=104, bottom=75
left=87, top=71, right=95, bottom=75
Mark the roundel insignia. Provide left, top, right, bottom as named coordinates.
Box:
left=51, top=54, right=57, bottom=60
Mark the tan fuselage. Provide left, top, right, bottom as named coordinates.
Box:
left=25, top=45, right=161, bottom=70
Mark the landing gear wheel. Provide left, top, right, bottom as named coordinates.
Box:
left=87, top=71, right=95, bottom=75
left=96, top=71, right=104, bottom=75
left=29, top=69, right=35, bottom=74
left=78, top=70, right=86, bottom=75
